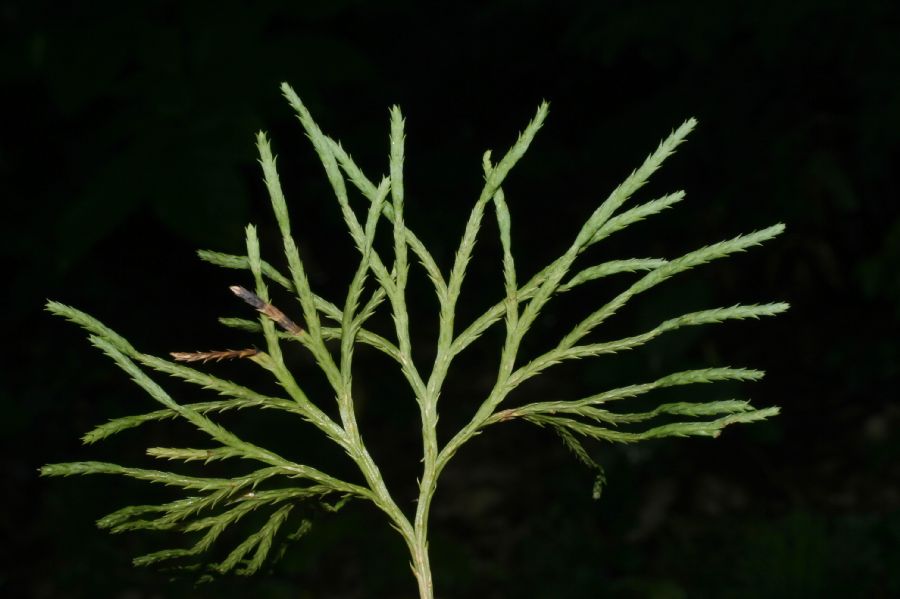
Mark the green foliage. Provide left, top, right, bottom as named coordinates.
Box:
left=43, top=84, right=787, bottom=598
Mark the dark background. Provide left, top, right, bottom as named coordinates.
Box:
left=3, top=1, right=899, bottom=597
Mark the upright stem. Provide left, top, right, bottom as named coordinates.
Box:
left=342, top=430, right=430, bottom=597
left=411, top=530, right=434, bottom=599
left=411, top=417, right=438, bottom=597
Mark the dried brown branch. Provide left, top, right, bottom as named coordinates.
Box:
left=170, top=349, right=260, bottom=363
left=230, top=285, right=305, bottom=335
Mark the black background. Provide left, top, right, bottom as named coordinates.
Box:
left=3, top=1, right=899, bottom=597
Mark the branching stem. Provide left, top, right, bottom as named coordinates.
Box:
left=43, top=89, right=785, bottom=598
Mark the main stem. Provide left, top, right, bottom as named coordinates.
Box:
left=344, top=428, right=431, bottom=597
left=410, top=396, right=439, bottom=598
left=405, top=347, right=521, bottom=597
left=411, top=529, right=434, bottom=599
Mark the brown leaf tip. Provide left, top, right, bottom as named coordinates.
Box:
left=230, top=285, right=266, bottom=310
left=170, top=349, right=259, bottom=363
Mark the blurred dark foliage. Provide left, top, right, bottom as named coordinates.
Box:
left=2, top=0, right=899, bottom=597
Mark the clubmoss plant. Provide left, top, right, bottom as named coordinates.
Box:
left=43, top=83, right=787, bottom=597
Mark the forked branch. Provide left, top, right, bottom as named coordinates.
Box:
left=43, top=87, right=786, bottom=599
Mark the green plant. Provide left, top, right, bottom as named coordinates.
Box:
left=43, top=83, right=787, bottom=598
